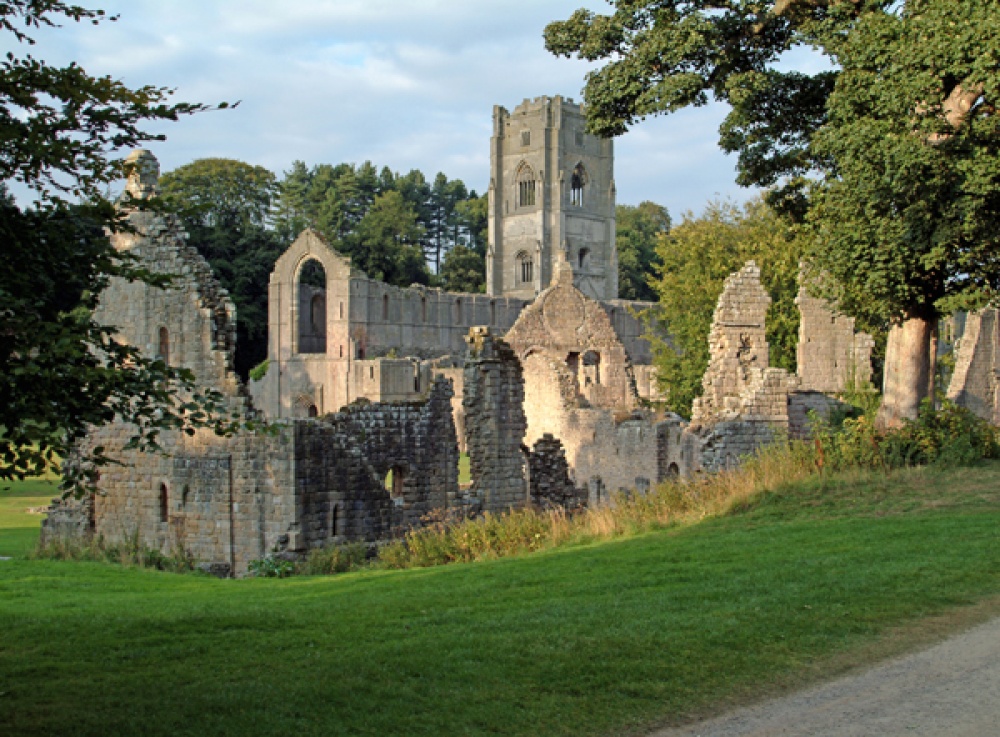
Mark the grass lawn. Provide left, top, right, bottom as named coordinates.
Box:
left=0, top=479, right=57, bottom=558
left=0, top=464, right=998, bottom=736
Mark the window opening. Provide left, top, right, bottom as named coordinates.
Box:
left=578, top=248, right=590, bottom=270
left=570, top=163, right=587, bottom=207
left=516, top=163, right=536, bottom=207
left=454, top=299, right=463, bottom=324
left=520, top=130, right=530, bottom=146
left=307, top=404, right=318, bottom=418
left=516, top=251, right=533, bottom=284
left=382, top=294, right=389, bottom=321
left=297, top=259, right=327, bottom=354
left=158, top=483, right=168, bottom=523
left=157, top=327, right=169, bottom=364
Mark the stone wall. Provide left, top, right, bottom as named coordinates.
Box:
left=947, top=307, right=999, bottom=422
left=686, top=263, right=800, bottom=472
left=796, top=283, right=874, bottom=392
left=528, top=434, right=586, bottom=509
left=41, top=151, right=461, bottom=575
left=462, top=328, right=528, bottom=513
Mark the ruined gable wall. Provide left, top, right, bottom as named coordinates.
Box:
left=947, top=307, right=998, bottom=422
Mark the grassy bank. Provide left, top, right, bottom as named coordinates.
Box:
left=1, top=462, right=999, bottom=736
left=0, top=478, right=57, bottom=557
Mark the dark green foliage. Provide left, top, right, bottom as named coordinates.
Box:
left=348, top=190, right=430, bottom=286
left=247, top=554, right=295, bottom=579
left=650, top=198, right=803, bottom=416
left=159, top=159, right=285, bottom=378
left=0, top=1, right=238, bottom=490
left=814, top=401, right=1000, bottom=473
left=440, top=244, right=486, bottom=293
left=616, top=200, right=670, bottom=301
left=272, top=160, right=484, bottom=278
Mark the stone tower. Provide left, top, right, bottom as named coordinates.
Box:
left=486, top=95, right=617, bottom=301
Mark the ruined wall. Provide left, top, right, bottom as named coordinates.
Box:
left=463, top=328, right=528, bottom=513
left=796, top=284, right=874, bottom=392
left=528, top=434, right=586, bottom=509
left=686, top=263, right=801, bottom=472
left=42, top=151, right=462, bottom=576
left=947, top=307, right=999, bottom=422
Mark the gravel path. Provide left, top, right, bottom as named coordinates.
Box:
left=651, top=616, right=1000, bottom=737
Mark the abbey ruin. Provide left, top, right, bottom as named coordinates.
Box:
left=42, top=96, right=881, bottom=576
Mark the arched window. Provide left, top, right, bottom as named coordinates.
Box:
left=158, top=483, right=168, bottom=523
left=297, top=259, right=327, bottom=354
left=570, top=163, right=587, bottom=207
left=516, top=162, right=536, bottom=207
left=578, top=247, right=590, bottom=270
left=516, top=251, right=533, bottom=285
left=307, top=404, right=318, bottom=418
left=157, top=327, right=169, bottom=364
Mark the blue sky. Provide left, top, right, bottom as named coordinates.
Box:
left=12, top=1, right=770, bottom=217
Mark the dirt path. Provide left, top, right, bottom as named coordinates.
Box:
left=651, top=615, right=1000, bottom=737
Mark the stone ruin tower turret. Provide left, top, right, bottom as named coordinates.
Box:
left=486, top=95, right=617, bottom=301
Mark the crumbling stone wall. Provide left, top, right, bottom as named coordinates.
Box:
left=463, top=328, right=528, bottom=512
left=41, top=151, right=461, bottom=576
left=528, top=434, right=586, bottom=509
left=796, top=283, right=874, bottom=392
left=947, top=307, right=999, bottom=423
left=686, top=263, right=801, bottom=472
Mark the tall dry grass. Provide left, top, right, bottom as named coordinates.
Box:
left=378, top=440, right=818, bottom=570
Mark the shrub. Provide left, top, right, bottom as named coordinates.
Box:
left=249, top=359, right=269, bottom=382
left=297, top=542, right=368, bottom=575
left=247, top=554, right=295, bottom=578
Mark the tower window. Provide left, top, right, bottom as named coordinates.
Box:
left=520, top=130, right=530, bottom=146
left=575, top=130, right=584, bottom=147
left=515, top=162, right=536, bottom=208
left=571, top=163, right=587, bottom=207
left=516, top=251, right=533, bottom=284
left=578, top=247, right=590, bottom=270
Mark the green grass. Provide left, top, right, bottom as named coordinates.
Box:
left=0, top=479, right=57, bottom=557
left=1, top=464, right=999, bottom=736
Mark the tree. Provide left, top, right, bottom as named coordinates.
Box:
left=0, top=1, right=234, bottom=490
left=616, top=200, right=670, bottom=301
left=440, top=244, right=486, bottom=293
left=545, top=0, right=1000, bottom=427
left=159, top=159, right=283, bottom=378
left=349, top=191, right=430, bottom=287
left=650, top=198, right=803, bottom=417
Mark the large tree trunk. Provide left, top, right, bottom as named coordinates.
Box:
left=876, top=316, right=936, bottom=430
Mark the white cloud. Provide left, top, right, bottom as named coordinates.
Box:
left=4, top=0, right=768, bottom=214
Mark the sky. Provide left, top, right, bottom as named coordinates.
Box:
left=13, top=0, right=766, bottom=217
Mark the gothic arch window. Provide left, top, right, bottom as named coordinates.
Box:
left=570, top=163, right=588, bottom=207
left=297, top=258, right=327, bottom=354
left=515, top=251, right=533, bottom=285
left=515, top=162, right=536, bottom=208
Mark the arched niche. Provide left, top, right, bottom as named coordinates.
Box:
left=297, top=258, right=327, bottom=354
